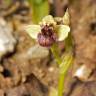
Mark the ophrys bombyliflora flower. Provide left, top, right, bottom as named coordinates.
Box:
left=25, top=10, right=70, bottom=47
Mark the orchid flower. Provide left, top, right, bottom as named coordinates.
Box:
left=25, top=10, right=70, bottom=47
left=24, top=9, right=72, bottom=96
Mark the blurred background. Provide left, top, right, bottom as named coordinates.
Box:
left=0, top=0, right=96, bottom=96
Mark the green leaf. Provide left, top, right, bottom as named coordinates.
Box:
left=25, top=25, right=41, bottom=39
left=28, top=0, right=49, bottom=24
left=56, top=25, right=70, bottom=41
left=32, top=0, right=44, bottom=5
left=59, top=53, right=73, bottom=74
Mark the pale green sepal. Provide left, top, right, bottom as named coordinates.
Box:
left=56, top=25, right=70, bottom=41
left=54, top=17, right=62, bottom=24
left=25, top=25, right=41, bottom=39
left=41, top=15, right=56, bottom=25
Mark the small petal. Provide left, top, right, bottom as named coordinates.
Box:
left=56, top=25, right=70, bottom=41
left=54, top=17, right=62, bottom=24
left=41, top=15, right=56, bottom=25
left=24, top=25, right=41, bottom=39
left=63, top=9, right=70, bottom=25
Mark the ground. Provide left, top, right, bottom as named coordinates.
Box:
left=0, top=0, right=96, bottom=96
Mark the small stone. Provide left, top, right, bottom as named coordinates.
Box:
left=74, top=65, right=92, bottom=81
left=48, top=67, right=54, bottom=72
left=23, top=44, right=49, bottom=59
left=0, top=18, right=16, bottom=60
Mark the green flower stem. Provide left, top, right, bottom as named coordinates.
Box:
left=58, top=53, right=73, bottom=96
left=58, top=32, right=73, bottom=96
left=51, top=32, right=73, bottom=96
left=58, top=73, right=65, bottom=96
left=51, top=43, right=62, bottom=65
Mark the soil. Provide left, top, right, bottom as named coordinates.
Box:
left=0, top=0, right=96, bottom=96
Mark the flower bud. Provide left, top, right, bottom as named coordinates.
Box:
left=63, top=9, right=70, bottom=25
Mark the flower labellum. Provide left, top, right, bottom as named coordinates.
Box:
left=24, top=10, right=70, bottom=47
left=38, top=24, right=57, bottom=47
